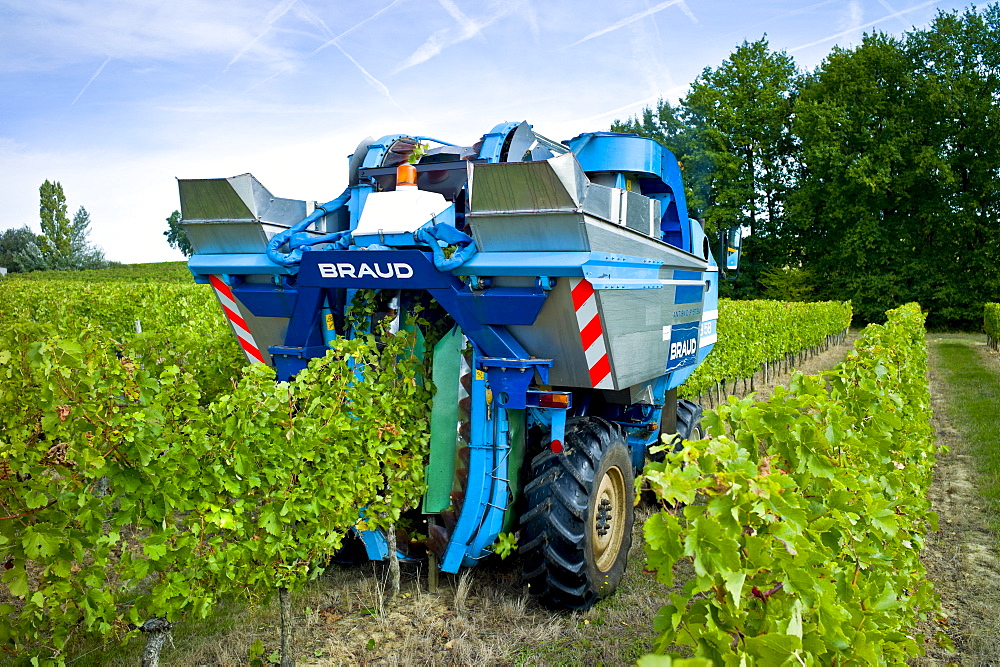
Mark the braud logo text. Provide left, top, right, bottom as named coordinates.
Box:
left=669, top=338, right=698, bottom=360
left=317, top=262, right=415, bottom=279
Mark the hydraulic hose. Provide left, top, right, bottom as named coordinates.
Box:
left=266, top=188, right=352, bottom=267
left=415, top=223, right=477, bottom=272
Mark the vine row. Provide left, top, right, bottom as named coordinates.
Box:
left=642, top=303, right=943, bottom=664
left=985, top=302, right=999, bottom=350
left=0, top=314, right=431, bottom=664
left=681, top=299, right=852, bottom=405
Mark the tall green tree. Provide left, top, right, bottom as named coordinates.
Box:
left=616, top=38, right=801, bottom=297
left=682, top=38, right=801, bottom=293
left=37, top=180, right=70, bottom=266
left=904, top=6, right=1000, bottom=326
left=791, top=33, right=921, bottom=322
left=163, top=210, right=193, bottom=257
left=792, top=7, right=1000, bottom=327
left=36, top=181, right=109, bottom=270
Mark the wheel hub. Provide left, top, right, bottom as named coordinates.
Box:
left=591, top=465, right=627, bottom=572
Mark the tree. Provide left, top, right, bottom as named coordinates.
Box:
left=164, top=210, right=193, bottom=257
left=903, top=6, right=1000, bottom=326
left=791, top=34, right=920, bottom=322
left=37, top=180, right=70, bottom=267
left=0, top=226, right=46, bottom=273
left=614, top=38, right=802, bottom=298
left=36, top=181, right=110, bottom=270
left=681, top=38, right=802, bottom=296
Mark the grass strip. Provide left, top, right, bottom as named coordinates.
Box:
left=931, top=340, right=1000, bottom=509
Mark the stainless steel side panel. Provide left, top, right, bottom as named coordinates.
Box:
left=598, top=288, right=674, bottom=389
left=506, top=277, right=593, bottom=388
left=179, top=174, right=314, bottom=255
left=469, top=152, right=587, bottom=213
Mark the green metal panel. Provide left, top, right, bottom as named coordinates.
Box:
left=422, top=327, right=462, bottom=513
left=502, top=409, right=525, bottom=532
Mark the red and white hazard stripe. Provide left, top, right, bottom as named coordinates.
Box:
left=208, top=275, right=267, bottom=365
left=569, top=278, right=614, bottom=389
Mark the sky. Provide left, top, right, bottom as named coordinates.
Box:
left=0, top=0, right=972, bottom=264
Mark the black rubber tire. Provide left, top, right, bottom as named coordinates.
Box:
left=653, top=398, right=705, bottom=461
left=519, top=417, right=634, bottom=611
left=675, top=399, right=704, bottom=442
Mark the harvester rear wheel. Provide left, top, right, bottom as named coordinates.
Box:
left=519, top=417, right=634, bottom=610
left=676, top=399, right=703, bottom=442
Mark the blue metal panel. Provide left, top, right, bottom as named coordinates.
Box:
left=231, top=284, right=297, bottom=318
left=567, top=132, right=663, bottom=178
left=347, top=184, right=372, bottom=232
left=582, top=254, right=665, bottom=290
left=458, top=251, right=590, bottom=276
left=655, top=156, right=692, bottom=251
left=478, top=122, right=521, bottom=163
left=479, top=358, right=552, bottom=409
left=441, top=350, right=504, bottom=572
left=666, top=320, right=700, bottom=373
left=188, top=253, right=295, bottom=276
left=279, top=285, right=327, bottom=368
left=296, top=250, right=532, bottom=361
left=466, top=403, right=511, bottom=564
left=357, top=529, right=418, bottom=563
left=361, top=135, right=413, bottom=169
left=458, top=251, right=668, bottom=290
left=674, top=270, right=704, bottom=304
left=453, top=286, right=548, bottom=326
left=297, top=249, right=458, bottom=289
left=359, top=528, right=389, bottom=560
left=269, top=345, right=327, bottom=379
left=697, top=259, right=721, bottom=366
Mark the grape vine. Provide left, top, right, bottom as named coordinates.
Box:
left=0, top=301, right=431, bottom=663
left=985, top=302, right=999, bottom=350
left=642, top=303, right=944, bottom=663
left=681, top=299, right=852, bottom=404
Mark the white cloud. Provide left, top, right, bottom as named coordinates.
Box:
left=0, top=0, right=264, bottom=71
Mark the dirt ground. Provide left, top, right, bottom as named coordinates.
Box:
left=912, top=335, right=1000, bottom=665
left=97, top=331, right=999, bottom=665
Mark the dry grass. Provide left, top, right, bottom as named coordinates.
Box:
left=910, top=335, right=1000, bottom=665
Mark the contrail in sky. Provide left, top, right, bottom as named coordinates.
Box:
left=226, top=0, right=299, bottom=71
left=875, top=0, right=913, bottom=31
left=566, top=0, right=697, bottom=49
left=393, top=0, right=498, bottom=73
left=331, top=41, right=412, bottom=121
left=312, top=0, right=407, bottom=55
left=790, top=0, right=940, bottom=51
left=71, top=56, right=111, bottom=106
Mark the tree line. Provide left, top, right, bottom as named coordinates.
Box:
left=614, top=4, right=1000, bottom=328
left=0, top=180, right=116, bottom=273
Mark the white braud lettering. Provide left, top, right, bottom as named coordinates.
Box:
left=316, top=262, right=416, bottom=280
left=669, top=338, right=699, bottom=360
